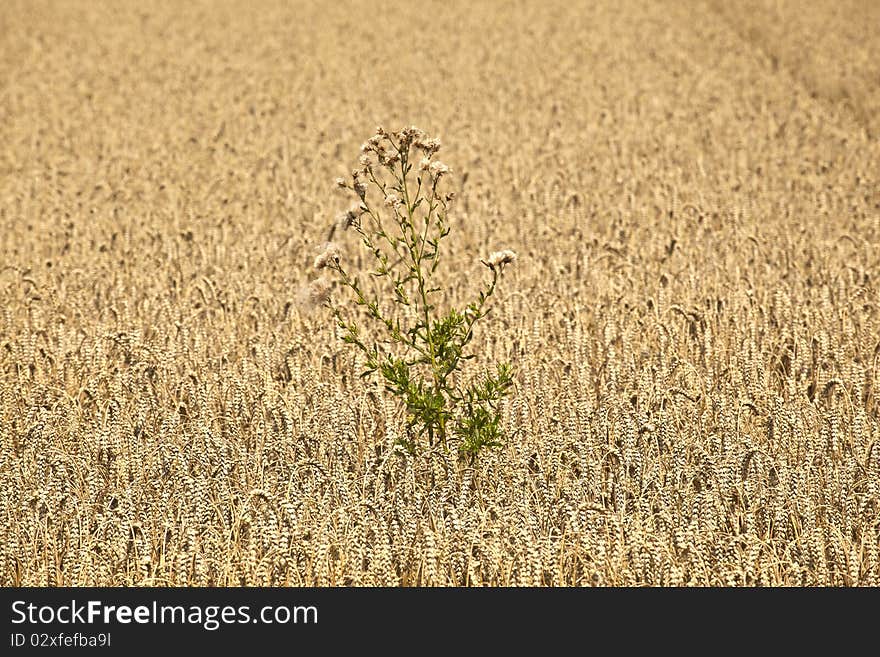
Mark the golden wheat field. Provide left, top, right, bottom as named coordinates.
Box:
left=2, top=0, right=879, bottom=587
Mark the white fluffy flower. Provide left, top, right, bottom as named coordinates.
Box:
left=486, top=249, right=517, bottom=270
left=428, top=160, right=450, bottom=178
left=314, top=242, right=341, bottom=270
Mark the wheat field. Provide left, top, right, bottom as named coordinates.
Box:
left=2, top=0, right=879, bottom=586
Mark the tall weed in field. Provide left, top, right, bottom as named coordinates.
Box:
left=313, top=126, right=516, bottom=460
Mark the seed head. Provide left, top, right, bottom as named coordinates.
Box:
left=378, top=146, right=400, bottom=168
left=298, top=276, right=333, bottom=308
left=415, top=136, right=441, bottom=155
left=384, top=193, right=403, bottom=209
left=396, top=125, right=425, bottom=150
left=314, top=242, right=341, bottom=270
left=485, top=249, right=517, bottom=270
left=337, top=203, right=365, bottom=230
left=353, top=177, right=367, bottom=199
left=428, top=160, right=450, bottom=179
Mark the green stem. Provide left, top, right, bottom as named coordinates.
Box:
left=400, top=152, right=447, bottom=445
left=332, top=261, right=426, bottom=356
left=463, top=268, right=499, bottom=346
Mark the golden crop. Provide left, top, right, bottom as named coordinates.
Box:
left=1, top=0, right=878, bottom=586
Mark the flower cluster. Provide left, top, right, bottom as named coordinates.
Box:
left=349, top=125, right=451, bottom=184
